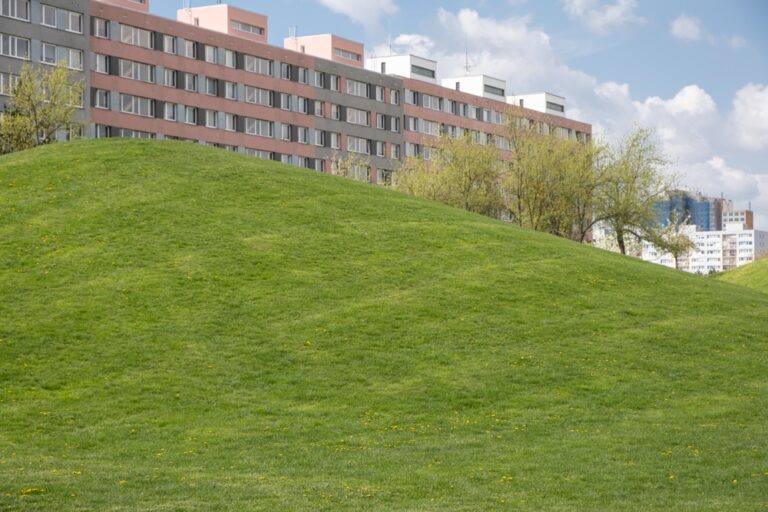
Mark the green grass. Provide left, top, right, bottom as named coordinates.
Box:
left=715, top=258, right=768, bottom=294
left=1, top=139, right=767, bottom=511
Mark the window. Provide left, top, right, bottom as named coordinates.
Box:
left=411, top=65, right=435, bottom=79
left=245, top=118, right=273, bottom=138
left=280, top=124, right=291, bottom=141
left=224, top=81, right=237, bottom=100
left=297, top=127, right=308, bottom=144
left=185, top=40, right=196, bottom=59
left=376, top=113, right=385, bottom=130
left=245, top=148, right=272, bottom=159
left=313, top=130, right=325, bottom=147
left=231, top=20, right=264, bottom=35
left=163, top=69, right=177, bottom=88
left=405, top=90, right=418, bottom=105
left=204, top=45, right=217, bottom=64
left=423, top=94, right=441, bottom=111
left=93, top=89, right=109, bottom=109
left=375, top=141, right=386, bottom=157
left=347, top=136, right=369, bottom=154
left=0, top=33, right=30, bottom=60
left=390, top=116, right=400, bottom=133
left=184, top=73, right=197, bottom=92
left=40, top=3, right=54, bottom=25
left=120, top=59, right=154, bottom=83
left=297, top=67, right=308, bottom=84
left=244, top=86, right=272, bottom=107
left=314, top=100, right=324, bottom=117
left=297, top=97, right=309, bottom=114
left=183, top=106, right=197, bottom=124
left=391, top=143, right=401, bottom=159
left=280, top=62, right=291, bottom=80
left=280, top=93, right=291, bottom=111
left=331, top=104, right=340, bottom=121
left=546, top=101, right=565, bottom=113
left=329, top=74, right=340, bottom=91
left=0, top=71, right=19, bottom=96
left=93, top=18, right=109, bottom=38
left=64, top=10, right=82, bottom=33
left=347, top=107, right=368, bottom=126
left=205, top=77, right=218, bottom=96
left=225, top=49, right=235, bottom=68
left=483, top=84, right=505, bottom=97
left=41, top=44, right=83, bottom=70
left=164, top=102, right=176, bottom=121
left=313, top=71, right=325, bottom=88
left=375, top=85, right=385, bottom=102
left=120, top=25, right=152, bottom=49
left=224, top=113, right=235, bottom=131
left=40, top=42, right=56, bottom=64
left=1, top=0, right=29, bottom=20
left=390, top=89, right=400, bottom=105
left=330, top=132, right=341, bottom=149
left=163, top=35, right=176, bottom=54
left=205, top=110, right=218, bottom=128
left=422, top=120, right=440, bottom=137
left=120, top=94, right=154, bottom=117
left=244, top=55, right=272, bottom=75
left=346, top=78, right=367, bottom=98
left=94, top=53, right=108, bottom=74
left=333, top=47, right=361, bottom=62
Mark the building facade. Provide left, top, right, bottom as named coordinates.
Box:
left=3, top=0, right=592, bottom=183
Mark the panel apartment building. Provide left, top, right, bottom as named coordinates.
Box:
left=1, top=0, right=592, bottom=183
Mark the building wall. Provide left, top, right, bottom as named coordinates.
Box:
left=1, top=0, right=90, bottom=133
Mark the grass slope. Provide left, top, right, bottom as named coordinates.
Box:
left=716, top=258, right=768, bottom=294
left=1, top=140, right=767, bottom=511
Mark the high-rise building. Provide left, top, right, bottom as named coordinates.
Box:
left=1, top=0, right=592, bottom=183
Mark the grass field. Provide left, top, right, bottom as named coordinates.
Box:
left=1, top=139, right=767, bottom=511
left=716, top=258, right=768, bottom=294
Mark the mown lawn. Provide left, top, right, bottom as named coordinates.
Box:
left=1, top=140, right=767, bottom=511
left=716, top=258, right=768, bottom=294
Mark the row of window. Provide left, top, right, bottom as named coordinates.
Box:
left=1, top=1, right=83, bottom=33
left=0, top=33, right=82, bottom=70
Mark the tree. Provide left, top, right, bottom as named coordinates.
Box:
left=0, top=63, right=84, bottom=154
left=329, top=151, right=370, bottom=182
left=394, top=133, right=504, bottom=217
left=596, top=127, right=674, bottom=254
left=647, top=210, right=696, bottom=270
left=502, top=116, right=608, bottom=241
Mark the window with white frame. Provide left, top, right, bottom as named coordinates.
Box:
left=297, top=97, right=309, bottom=114
left=329, top=74, right=340, bottom=91
left=245, top=118, right=273, bottom=138
left=313, top=130, right=325, bottom=147
left=375, top=85, right=385, bottom=102
left=205, top=110, right=218, bottom=128
left=0, top=71, right=19, bottom=96
left=390, top=89, right=400, bottom=105
left=41, top=44, right=83, bottom=70
left=1, top=0, right=29, bottom=21
left=390, top=116, right=400, bottom=133
left=205, top=77, right=218, bottom=96
left=314, top=100, right=324, bottom=117
left=93, top=18, right=109, bottom=39
left=164, top=102, right=176, bottom=121
left=313, top=71, right=324, bottom=88
left=120, top=94, right=154, bottom=117
left=94, top=89, right=109, bottom=109
left=423, top=94, right=441, bottom=111
left=244, top=55, right=272, bottom=75
left=347, top=135, right=369, bottom=154
left=376, top=113, right=385, bottom=130
left=346, top=78, right=367, bottom=98
left=204, top=45, right=217, bottom=64
left=224, top=113, right=235, bottom=131
left=297, top=67, right=308, bottom=84
left=280, top=124, right=292, bottom=141
left=94, top=53, right=108, bottom=73
left=331, top=104, right=340, bottom=120
left=183, top=105, right=197, bottom=124
left=280, top=62, right=291, bottom=80
left=120, top=25, right=152, bottom=49
left=163, top=68, right=177, bottom=88
left=224, top=49, right=235, bottom=68
left=375, top=141, right=386, bottom=157
left=347, top=107, right=368, bottom=126
left=297, top=126, right=309, bottom=144
left=280, top=93, right=291, bottom=111
left=422, top=120, right=440, bottom=136
left=184, top=73, right=197, bottom=92
left=391, top=143, right=401, bottom=159
left=0, top=33, right=30, bottom=60
left=333, top=47, right=360, bottom=62
left=224, top=81, right=237, bottom=100
left=163, top=34, right=176, bottom=54
left=231, top=20, right=264, bottom=35
left=244, top=86, right=272, bottom=107
left=120, top=59, right=154, bottom=83
left=245, top=148, right=272, bottom=159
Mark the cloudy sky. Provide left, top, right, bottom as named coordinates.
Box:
left=153, top=0, right=768, bottom=227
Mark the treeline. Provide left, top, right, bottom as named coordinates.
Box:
left=394, top=120, right=679, bottom=255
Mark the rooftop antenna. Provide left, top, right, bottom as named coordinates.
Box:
left=464, top=35, right=471, bottom=74
left=183, top=0, right=190, bottom=10
left=288, top=25, right=297, bottom=39
left=387, top=18, right=392, bottom=56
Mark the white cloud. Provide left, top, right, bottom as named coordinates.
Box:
left=316, top=0, right=397, bottom=30
left=563, top=0, right=644, bottom=34
left=670, top=15, right=702, bottom=41
left=730, top=83, right=768, bottom=151
left=728, top=35, right=747, bottom=48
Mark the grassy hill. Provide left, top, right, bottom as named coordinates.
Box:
left=1, top=139, right=767, bottom=511
left=716, top=258, right=768, bottom=294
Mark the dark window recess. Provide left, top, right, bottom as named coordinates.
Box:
left=546, top=101, right=565, bottom=113
left=90, top=88, right=97, bottom=107
left=322, top=73, right=331, bottom=90
left=176, top=77, right=184, bottom=90
left=155, top=100, right=165, bottom=118
left=323, top=132, right=331, bottom=148
left=271, top=153, right=281, bottom=162
left=216, top=80, right=225, bottom=98
left=411, top=65, right=435, bottom=79
left=476, top=108, right=484, bottom=121
left=338, top=106, right=347, bottom=122
left=197, top=109, right=206, bottom=126
left=305, top=158, right=315, bottom=170
left=483, top=84, right=505, bottom=96
left=367, top=84, right=375, bottom=100
left=236, top=116, right=245, bottom=133
left=290, top=65, right=299, bottom=82
left=384, top=115, right=391, bottom=131
left=108, top=56, right=119, bottom=76
left=289, top=126, right=298, bottom=143
left=307, top=100, right=315, bottom=116
left=153, top=32, right=163, bottom=52
left=195, top=42, right=205, bottom=61
left=236, top=52, right=245, bottom=70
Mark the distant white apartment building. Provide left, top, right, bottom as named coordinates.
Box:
left=642, top=222, right=768, bottom=274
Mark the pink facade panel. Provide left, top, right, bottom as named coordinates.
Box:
left=177, top=4, right=268, bottom=44
left=284, top=34, right=364, bottom=68
left=97, top=0, right=148, bottom=13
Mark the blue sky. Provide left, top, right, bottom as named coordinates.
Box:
left=151, top=0, right=768, bottom=226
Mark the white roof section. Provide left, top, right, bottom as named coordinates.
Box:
left=365, top=54, right=438, bottom=84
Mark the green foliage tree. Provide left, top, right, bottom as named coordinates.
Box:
left=596, top=127, right=674, bottom=255
left=395, top=133, right=504, bottom=217
left=0, top=63, right=84, bottom=154
left=647, top=210, right=696, bottom=269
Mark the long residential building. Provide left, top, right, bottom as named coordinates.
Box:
left=1, top=0, right=592, bottom=183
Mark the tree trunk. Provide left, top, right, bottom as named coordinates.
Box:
left=616, top=231, right=627, bottom=255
